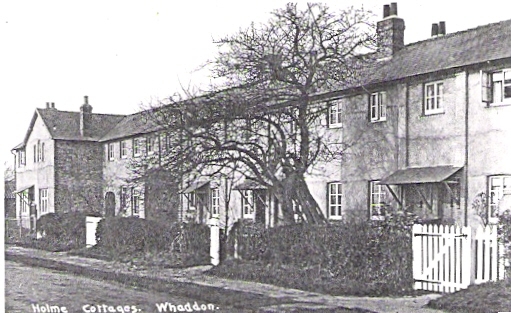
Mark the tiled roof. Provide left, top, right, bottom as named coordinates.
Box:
left=37, top=108, right=125, bottom=141
left=99, top=110, right=162, bottom=142
left=356, top=18, right=511, bottom=88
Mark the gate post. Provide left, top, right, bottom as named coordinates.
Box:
left=209, top=217, right=220, bottom=266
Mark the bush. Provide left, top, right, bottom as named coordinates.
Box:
left=226, top=213, right=414, bottom=291
left=36, top=211, right=90, bottom=251
left=95, top=218, right=210, bottom=265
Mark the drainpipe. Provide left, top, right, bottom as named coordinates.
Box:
left=405, top=82, right=410, bottom=167
left=464, top=70, right=469, bottom=227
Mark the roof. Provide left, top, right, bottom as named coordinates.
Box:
left=37, top=108, right=125, bottom=141
left=379, top=166, right=462, bottom=185
left=233, top=179, right=267, bottom=190
left=100, top=110, right=162, bottom=142
left=180, top=180, right=210, bottom=194
left=326, top=18, right=511, bottom=94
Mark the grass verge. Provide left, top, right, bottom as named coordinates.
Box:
left=427, top=278, right=511, bottom=313
left=206, top=259, right=427, bottom=297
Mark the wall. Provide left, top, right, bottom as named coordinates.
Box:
left=15, top=112, right=55, bottom=221
left=54, top=140, right=103, bottom=214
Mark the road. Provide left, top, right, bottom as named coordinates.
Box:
left=5, top=261, right=226, bottom=313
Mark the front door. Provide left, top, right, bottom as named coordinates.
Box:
left=105, top=192, right=116, bottom=217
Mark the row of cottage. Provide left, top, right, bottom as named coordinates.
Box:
left=12, top=4, right=511, bottom=230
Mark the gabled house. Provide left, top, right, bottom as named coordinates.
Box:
left=11, top=3, right=511, bottom=232
left=11, top=97, right=125, bottom=228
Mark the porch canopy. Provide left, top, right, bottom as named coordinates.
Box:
left=13, top=184, right=34, bottom=194
left=233, top=179, right=268, bottom=190
left=179, top=180, right=210, bottom=194
left=379, top=165, right=462, bottom=185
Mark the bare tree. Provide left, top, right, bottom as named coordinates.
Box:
left=137, top=3, right=378, bottom=224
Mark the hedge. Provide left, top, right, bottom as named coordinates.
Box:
left=35, top=211, right=94, bottom=251
left=227, top=212, right=416, bottom=290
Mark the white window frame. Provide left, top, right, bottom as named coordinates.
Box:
left=370, top=181, right=388, bottom=221
left=131, top=188, right=140, bottom=216
left=424, top=81, right=444, bottom=115
left=328, top=182, right=342, bottom=220
left=21, top=190, right=29, bottom=214
left=18, top=150, right=26, bottom=167
left=211, top=188, right=220, bottom=217
left=488, top=175, right=511, bottom=224
left=241, top=190, right=255, bottom=219
left=133, top=138, right=141, bottom=157
left=370, top=92, right=387, bottom=122
left=108, top=143, right=115, bottom=161
left=328, top=100, right=343, bottom=128
left=147, top=136, right=156, bottom=155
left=120, top=141, right=128, bottom=158
left=491, top=69, right=511, bottom=105
left=39, top=188, right=48, bottom=214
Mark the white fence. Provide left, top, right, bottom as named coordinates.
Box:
left=86, top=216, right=102, bottom=247
left=413, top=224, right=507, bottom=293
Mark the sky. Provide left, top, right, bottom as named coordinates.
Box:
left=1, top=0, right=511, bottom=169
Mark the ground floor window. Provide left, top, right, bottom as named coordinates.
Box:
left=131, top=188, right=141, bottom=216
left=488, top=175, right=511, bottom=222
left=39, top=189, right=48, bottom=214
left=211, top=188, right=220, bottom=217
left=328, top=182, right=342, bottom=220
left=241, top=190, right=254, bottom=219
left=369, top=181, right=388, bottom=221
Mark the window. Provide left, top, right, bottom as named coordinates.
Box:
left=17, top=150, right=26, bottom=167
left=131, top=188, right=140, bottom=216
left=292, top=200, right=304, bottom=222
left=147, top=136, right=156, bottom=154
left=20, top=190, right=29, bottom=213
left=211, top=188, right=220, bottom=217
left=161, top=133, right=168, bottom=152
left=133, top=138, right=141, bottom=156
left=369, top=181, right=388, bottom=221
left=424, top=81, right=444, bottom=115
left=482, top=69, right=511, bottom=105
left=328, top=100, right=342, bottom=127
left=40, top=142, right=44, bottom=162
left=120, top=141, right=128, bottom=158
left=33, top=145, right=37, bottom=163
left=39, top=189, right=48, bottom=214
left=241, top=190, right=254, bottom=219
left=369, top=92, right=387, bottom=122
left=328, top=182, right=342, bottom=219
left=120, top=186, right=129, bottom=209
left=488, top=175, right=511, bottom=223
left=108, top=143, right=115, bottom=161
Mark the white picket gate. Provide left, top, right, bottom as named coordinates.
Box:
left=412, top=224, right=507, bottom=293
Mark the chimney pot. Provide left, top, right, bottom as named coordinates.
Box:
left=51, top=102, right=55, bottom=109
left=383, top=5, right=390, bottom=18
left=84, top=95, right=89, bottom=105
left=431, top=23, right=439, bottom=37
left=390, top=2, right=398, bottom=16
left=46, top=102, right=50, bottom=109
left=439, top=21, right=446, bottom=35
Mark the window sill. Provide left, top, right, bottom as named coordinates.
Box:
left=328, top=123, right=343, bottom=129
left=329, top=216, right=343, bottom=221
left=486, top=101, right=511, bottom=108
left=370, top=118, right=387, bottom=123
left=423, top=110, right=445, bottom=116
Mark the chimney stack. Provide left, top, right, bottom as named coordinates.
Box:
left=431, top=23, right=439, bottom=37
left=377, top=2, right=405, bottom=59
left=46, top=102, right=50, bottom=109
left=51, top=102, right=55, bottom=109
left=438, top=21, right=446, bottom=35
left=80, top=95, right=93, bottom=137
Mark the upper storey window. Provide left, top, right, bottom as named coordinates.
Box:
left=482, top=69, right=511, bottom=105
left=328, top=100, right=342, bottom=128
left=424, top=81, right=444, bottom=115
left=369, top=92, right=387, bottom=122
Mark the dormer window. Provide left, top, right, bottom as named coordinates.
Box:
left=424, top=81, right=444, bottom=115
left=369, top=92, right=387, bottom=122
